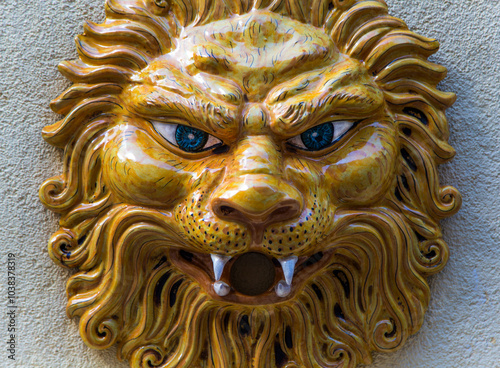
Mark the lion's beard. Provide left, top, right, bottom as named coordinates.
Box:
left=52, top=202, right=443, bottom=368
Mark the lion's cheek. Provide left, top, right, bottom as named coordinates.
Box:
left=325, top=134, right=397, bottom=205
left=102, top=136, right=192, bottom=207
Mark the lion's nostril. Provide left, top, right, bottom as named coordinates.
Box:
left=266, top=202, right=301, bottom=225
left=219, top=205, right=236, bottom=216
left=211, top=179, right=303, bottom=242
left=270, top=206, right=291, bottom=217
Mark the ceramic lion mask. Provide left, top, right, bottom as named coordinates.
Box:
left=40, top=0, right=461, bottom=367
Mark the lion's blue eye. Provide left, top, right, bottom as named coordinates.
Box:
left=301, top=123, right=334, bottom=151
left=175, top=125, right=208, bottom=152
left=288, top=121, right=354, bottom=151
left=152, top=122, right=223, bottom=153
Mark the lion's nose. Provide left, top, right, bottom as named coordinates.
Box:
left=211, top=175, right=302, bottom=232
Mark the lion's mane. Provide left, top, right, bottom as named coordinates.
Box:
left=40, top=0, right=461, bottom=367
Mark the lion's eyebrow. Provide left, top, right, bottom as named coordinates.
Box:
left=272, top=88, right=384, bottom=134
left=131, top=87, right=240, bottom=138
left=267, top=67, right=385, bottom=134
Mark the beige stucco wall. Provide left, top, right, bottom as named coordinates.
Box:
left=0, top=0, right=498, bottom=367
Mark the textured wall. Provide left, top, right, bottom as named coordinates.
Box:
left=0, top=0, right=498, bottom=367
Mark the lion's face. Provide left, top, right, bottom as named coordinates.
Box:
left=102, top=11, right=396, bottom=304
left=41, top=1, right=460, bottom=367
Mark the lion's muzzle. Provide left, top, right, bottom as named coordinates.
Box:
left=211, top=174, right=303, bottom=243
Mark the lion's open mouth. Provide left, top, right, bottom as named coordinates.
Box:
left=170, top=248, right=330, bottom=305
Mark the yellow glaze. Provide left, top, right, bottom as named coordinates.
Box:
left=40, top=0, right=461, bottom=367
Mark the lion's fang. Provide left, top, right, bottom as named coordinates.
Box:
left=275, top=256, right=298, bottom=297
left=214, top=281, right=231, bottom=296
left=278, top=256, right=298, bottom=285
left=275, top=280, right=291, bottom=297
left=211, top=254, right=231, bottom=281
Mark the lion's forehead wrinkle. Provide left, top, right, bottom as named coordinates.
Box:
left=267, top=61, right=371, bottom=104
left=138, top=60, right=244, bottom=107
left=173, top=12, right=338, bottom=99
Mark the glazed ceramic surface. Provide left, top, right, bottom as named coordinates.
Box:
left=40, top=0, right=461, bottom=367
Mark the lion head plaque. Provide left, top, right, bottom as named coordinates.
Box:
left=40, top=0, right=461, bottom=367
